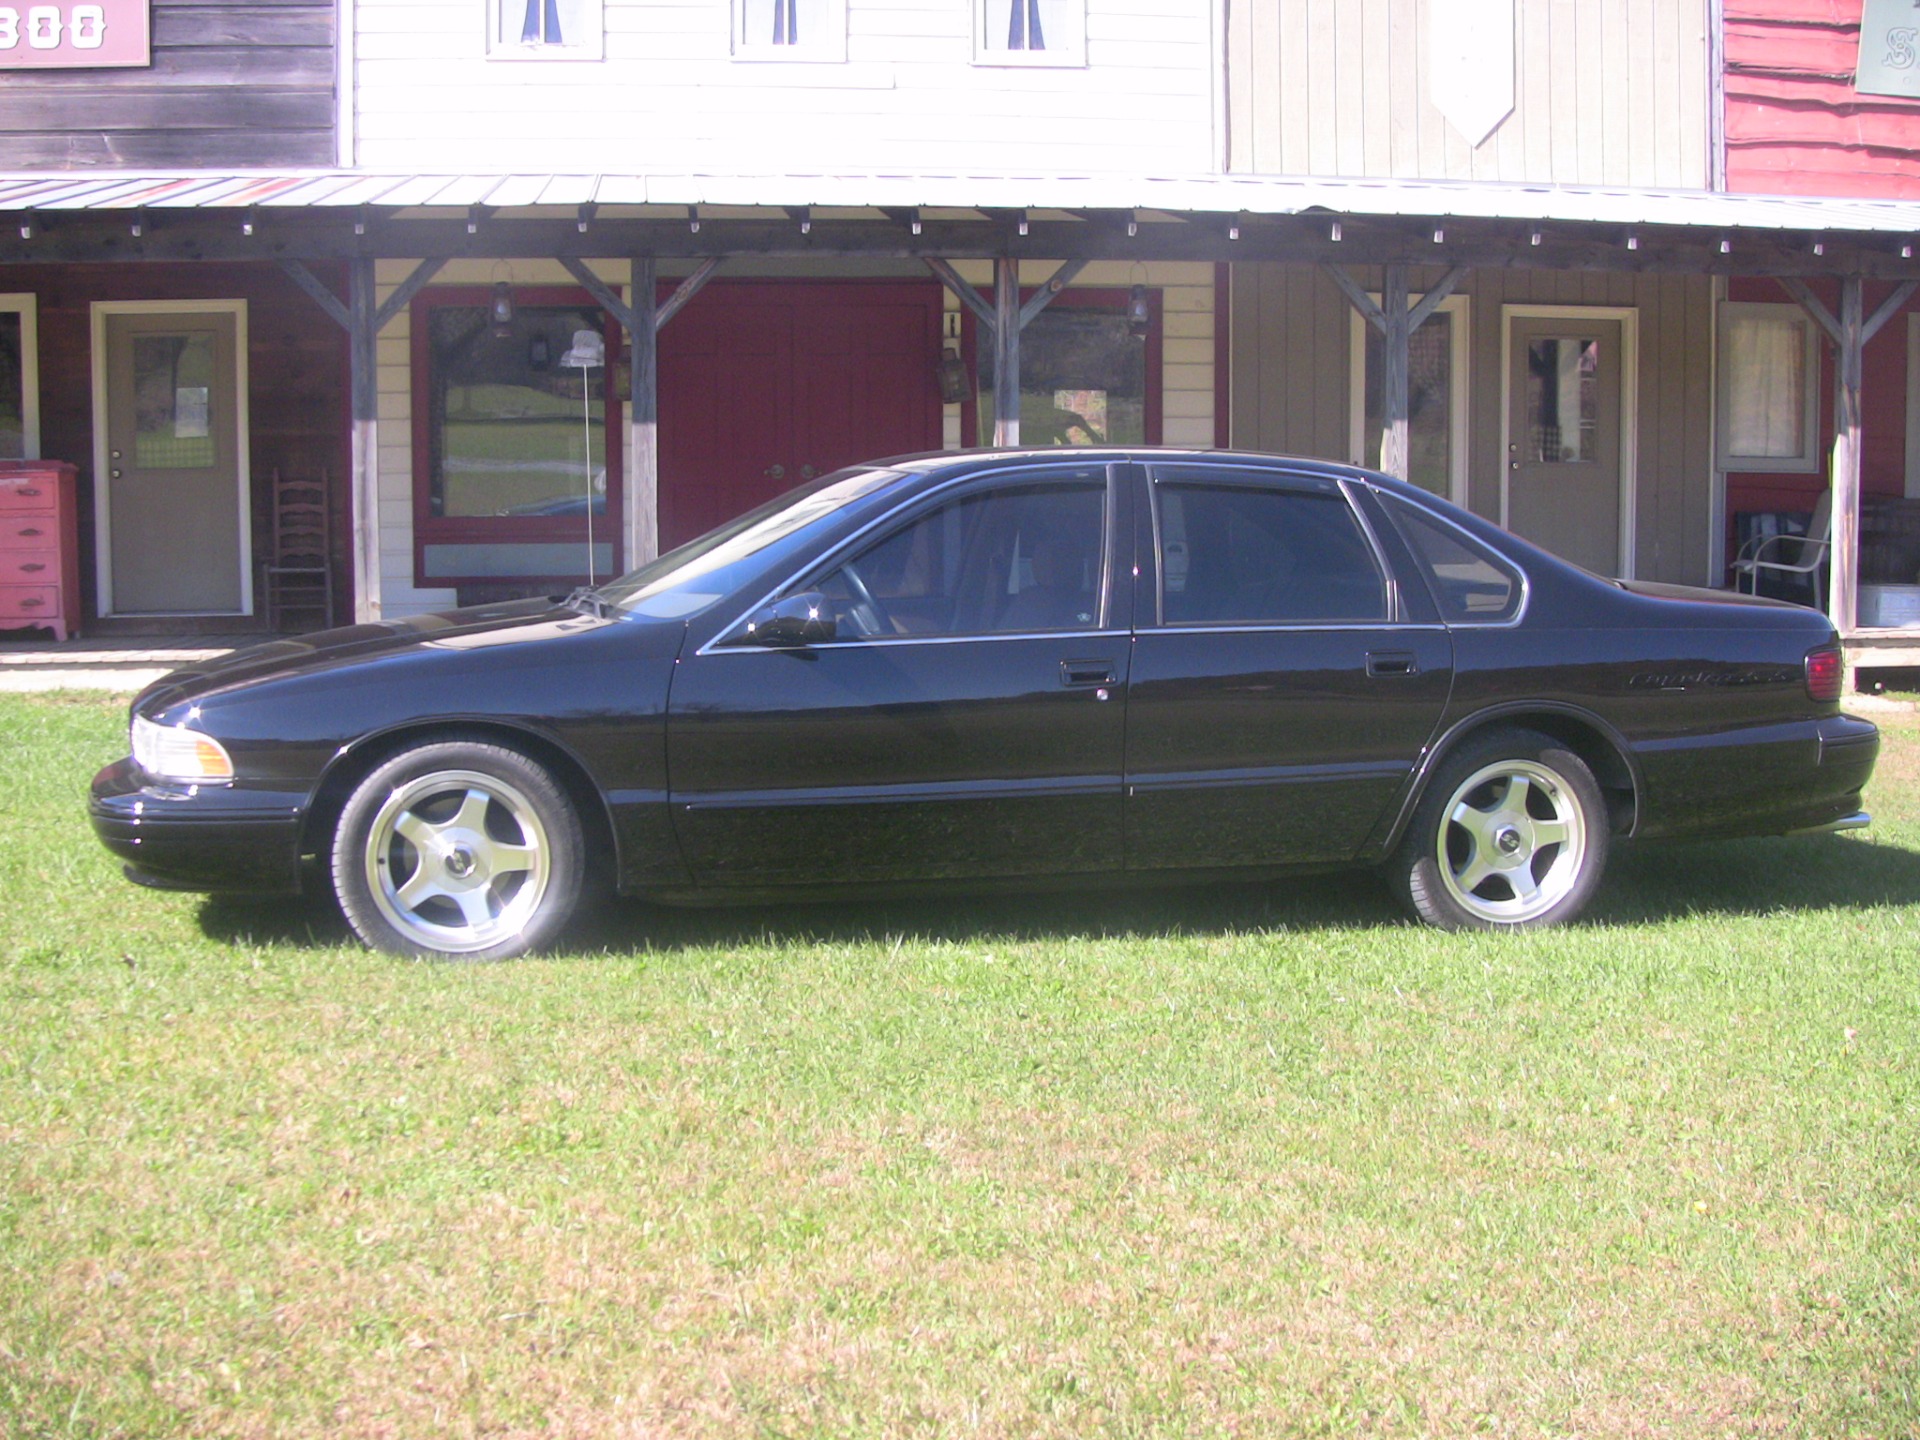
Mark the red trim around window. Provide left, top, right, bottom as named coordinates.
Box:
left=958, top=286, right=1165, bottom=447
left=409, top=286, right=625, bottom=590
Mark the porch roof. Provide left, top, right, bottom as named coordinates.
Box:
left=0, top=167, right=1915, bottom=234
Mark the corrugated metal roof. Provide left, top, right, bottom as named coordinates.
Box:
left=0, top=168, right=1912, bottom=234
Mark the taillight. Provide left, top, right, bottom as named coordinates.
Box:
left=1805, top=645, right=1843, bottom=703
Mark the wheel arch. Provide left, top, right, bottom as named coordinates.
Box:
left=299, top=720, right=620, bottom=891
left=1379, top=703, right=1642, bottom=856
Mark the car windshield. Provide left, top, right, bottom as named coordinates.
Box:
left=594, top=466, right=908, bottom=620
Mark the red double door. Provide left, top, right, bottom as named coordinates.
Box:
left=658, top=281, right=946, bottom=551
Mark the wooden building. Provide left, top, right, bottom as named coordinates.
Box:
left=0, top=0, right=1917, bottom=678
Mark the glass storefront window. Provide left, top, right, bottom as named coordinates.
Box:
left=974, top=299, right=1153, bottom=446
left=426, top=304, right=610, bottom=520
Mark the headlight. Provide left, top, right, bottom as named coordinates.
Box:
left=131, top=713, right=235, bottom=783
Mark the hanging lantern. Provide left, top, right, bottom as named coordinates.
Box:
left=1127, top=283, right=1151, bottom=339
left=490, top=280, right=515, bottom=337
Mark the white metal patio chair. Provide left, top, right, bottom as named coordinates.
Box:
left=1731, top=488, right=1830, bottom=605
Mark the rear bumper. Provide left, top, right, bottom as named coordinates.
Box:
left=1629, top=712, right=1879, bottom=840
left=89, top=757, right=307, bottom=895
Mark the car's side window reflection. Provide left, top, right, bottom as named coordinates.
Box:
left=1157, top=481, right=1389, bottom=625
left=815, top=480, right=1106, bottom=638
left=1382, top=496, right=1524, bottom=623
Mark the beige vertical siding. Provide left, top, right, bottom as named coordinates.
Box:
left=1226, top=0, right=1709, bottom=188
left=1227, top=263, right=1714, bottom=585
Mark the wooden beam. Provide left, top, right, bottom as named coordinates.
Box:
left=1780, top=277, right=1843, bottom=348
left=347, top=256, right=381, bottom=624
left=993, top=257, right=1020, bottom=446
left=1406, top=266, right=1467, bottom=332
left=629, top=256, right=659, bottom=569
left=277, top=258, right=348, bottom=331
left=1322, top=264, right=1387, bottom=333
left=1379, top=264, right=1412, bottom=483
left=372, top=257, right=447, bottom=332
left=557, top=256, right=640, bottom=332
left=924, top=257, right=998, bottom=333
left=654, top=257, right=722, bottom=330
left=1862, top=278, right=1919, bottom=344
left=1830, top=276, right=1864, bottom=637
left=1017, top=257, right=1091, bottom=330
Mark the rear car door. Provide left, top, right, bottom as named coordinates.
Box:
left=667, top=461, right=1131, bottom=886
left=1123, top=462, right=1454, bottom=871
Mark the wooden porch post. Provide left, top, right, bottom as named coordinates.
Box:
left=1379, top=264, right=1411, bottom=481
left=348, top=256, right=382, bottom=624
left=993, top=257, right=1020, bottom=446
left=1320, top=263, right=1465, bottom=484
left=1830, top=276, right=1864, bottom=636
left=629, top=256, right=659, bottom=568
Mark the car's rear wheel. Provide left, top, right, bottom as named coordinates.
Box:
left=1388, top=729, right=1607, bottom=930
left=332, top=740, right=584, bottom=960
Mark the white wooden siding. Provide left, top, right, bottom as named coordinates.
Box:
left=352, top=0, right=1216, bottom=175
left=1226, top=0, right=1709, bottom=188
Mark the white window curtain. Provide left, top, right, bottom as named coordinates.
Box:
left=1718, top=303, right=1818, bottom=471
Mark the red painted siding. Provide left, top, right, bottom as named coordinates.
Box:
left=1725, top=0, right=1920, bottom=197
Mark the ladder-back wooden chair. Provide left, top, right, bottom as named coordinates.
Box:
left=263, top=468, right=334, bottom=632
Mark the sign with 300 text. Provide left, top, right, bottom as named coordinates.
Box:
left=0, top=0, right=148, bottom=68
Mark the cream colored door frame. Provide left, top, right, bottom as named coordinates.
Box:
left=90, top=299, right=252, bottom=617
left=1499, top=303, right=1640, bottom=578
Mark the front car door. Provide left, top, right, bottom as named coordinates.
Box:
left=1124, top=462, right=1454, bottom=872
left=667, top=461, right=1131, bottom=886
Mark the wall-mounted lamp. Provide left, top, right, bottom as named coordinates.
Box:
left=936, top=312, right=968, bottom=404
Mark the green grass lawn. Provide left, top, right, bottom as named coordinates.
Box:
left=2, top=692, right=1917, bottom=1438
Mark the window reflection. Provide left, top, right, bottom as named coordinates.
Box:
left=426, top=305, right=610, bottom=520
left=1526, top=337, right=1599, bottom=463
left=977, top=307, right=1147, bottom=446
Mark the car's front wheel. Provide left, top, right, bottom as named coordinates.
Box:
left=1387, top=729, right=1608, bottom=930
left=332, top=739, right=584, bottom=960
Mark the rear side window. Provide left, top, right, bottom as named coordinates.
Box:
left=1385, top=497, right=1524, bottom=623
left=1155, top=478, right=1388, bottom=625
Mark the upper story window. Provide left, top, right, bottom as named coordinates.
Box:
left=733, top=0, right=847, bottom=61
left=975, top=0, right=1085, bottom=67
left=487, top=0, right=603, bottom=60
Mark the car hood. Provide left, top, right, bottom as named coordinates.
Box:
left=133, top=598, right=638, bottom=711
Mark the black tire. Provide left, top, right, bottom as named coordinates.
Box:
left=1386, top=728, right=1608, bottom=931
left=332, top=739, right=584, bottom=960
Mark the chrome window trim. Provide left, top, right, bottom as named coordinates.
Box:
left=696, top=461, right=1122, bottom=657
left=1376, top=487, right=1533, bottom=629
left=1143, top=461, right=1402, bottom=630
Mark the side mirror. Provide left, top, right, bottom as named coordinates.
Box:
left=741, top=591, right=837, bottom=646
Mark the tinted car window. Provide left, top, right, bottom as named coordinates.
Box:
left=1157, top=481, right=1388, bottom=624
left=816, top=479, right=1106, bottom=637
left=1384, top=497, right=1524, bottom=622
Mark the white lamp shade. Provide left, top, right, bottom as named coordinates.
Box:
left=559, top=329, right=605, bottom=368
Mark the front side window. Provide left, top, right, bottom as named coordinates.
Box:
left=487, top=0, right=603, bottom=58
left=814, top=474, right=1107, bottom=638
left=975, top=0, right=1085, bottom=64
left=413, top=290, right=622, bottom=587
left=1155, top=474, right=1388, bottom=625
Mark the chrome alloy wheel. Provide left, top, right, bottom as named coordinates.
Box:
left=360, top=768, right=553, bottom=955
left=1434, top=758, right=1589, bottom=924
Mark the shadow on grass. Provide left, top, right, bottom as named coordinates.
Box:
left=194, top=833, right=1920, bottom=955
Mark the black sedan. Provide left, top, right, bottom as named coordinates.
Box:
left=91, top=450, right=1878, bottom=959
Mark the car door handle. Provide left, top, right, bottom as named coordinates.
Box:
left=1366, top=650, right=1417, bottom=678
left=1061, top=659, right=1114, bottom=687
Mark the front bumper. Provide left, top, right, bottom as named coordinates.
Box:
left=89, top=757, right=308, bottom=895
